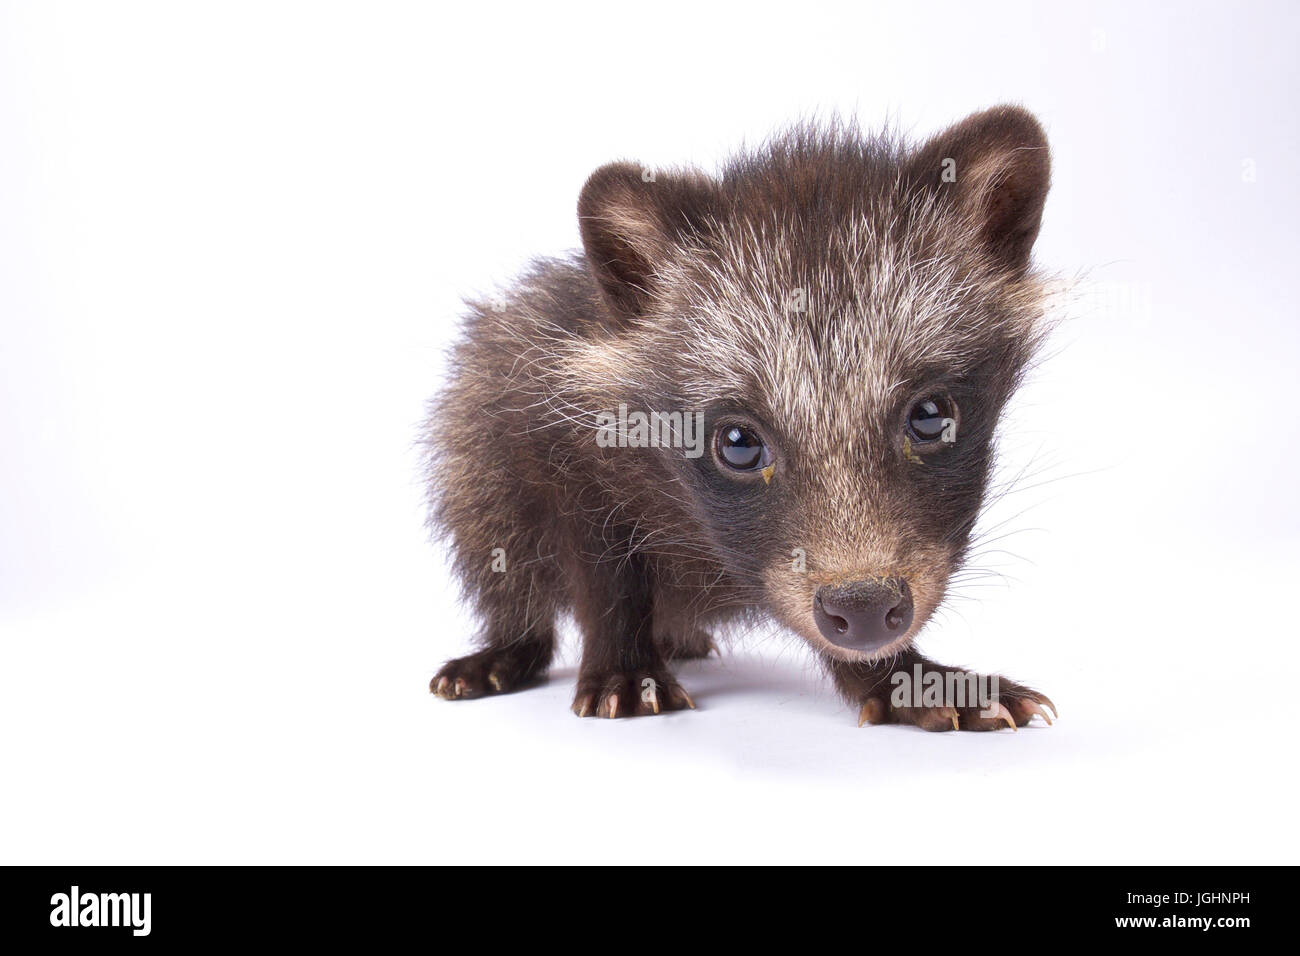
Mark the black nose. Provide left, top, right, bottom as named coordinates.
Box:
left=813, top=578, right=914, bottom=652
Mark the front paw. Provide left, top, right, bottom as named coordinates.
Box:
left=430, top=647, right=546, bottom=700
left=856, top=672, right=1056, bottom=732
left=572, top=668, right=695, bottom=719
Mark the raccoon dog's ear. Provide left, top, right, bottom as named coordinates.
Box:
left=908, top=105, right=1051, bottom=274
left=578, top=162, right=716, bottom=324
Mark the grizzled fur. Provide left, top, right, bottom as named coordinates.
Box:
left=426, top=106, right=1056, bottom=729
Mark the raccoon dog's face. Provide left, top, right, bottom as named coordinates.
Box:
left=575, top=108, right=1051, bottom=662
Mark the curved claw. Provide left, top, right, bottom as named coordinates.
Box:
left=645, top=686, right=660, bottom=715
left=857, top=698, right=887, bottom=727
left=607, top=694, right=620, bottom=719
left=992, top=702, right=1017, bottom=731
left=1037, top=695, right=1058, bottom=720
left=940, top=707, right=960, bottom=731
left=1021, top=700, right=1053, bottom=725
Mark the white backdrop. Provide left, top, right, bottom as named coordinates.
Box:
left=2, top=1, right=1297, bottom=864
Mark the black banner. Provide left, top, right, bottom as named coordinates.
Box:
left=3, top=866, right=1283, bottom=944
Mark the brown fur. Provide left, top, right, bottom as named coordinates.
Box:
left=426, top=106, right=1056, bottom=729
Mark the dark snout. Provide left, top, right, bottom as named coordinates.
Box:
left=813, top=578, right=914, bottom=653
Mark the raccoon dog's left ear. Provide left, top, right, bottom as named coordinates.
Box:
left=907, top=105, right=1051, bottom=274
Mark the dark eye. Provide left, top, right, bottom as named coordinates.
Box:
left=906, top=396, right=956, bottom=444
left=716, top=424, right=766, bottom=471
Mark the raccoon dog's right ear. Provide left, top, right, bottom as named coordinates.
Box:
left=578, top=162, right=716, bottom=325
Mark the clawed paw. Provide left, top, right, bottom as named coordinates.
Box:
left=857, top=679, right=1056, bottom=732
left=572, top=670, right=695, bottom=719
left=430, top=648, right=545, bottom=700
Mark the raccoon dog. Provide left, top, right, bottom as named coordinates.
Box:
left=426, top=106, right=1056, bottom=730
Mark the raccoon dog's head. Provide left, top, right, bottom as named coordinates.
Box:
left=574, top=107, right=1051, bottom=662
